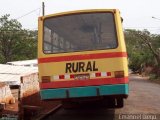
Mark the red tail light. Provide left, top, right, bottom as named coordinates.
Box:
left=114, top=71, right=124, bottom=78
left=42, top=76, right=51, bottom=83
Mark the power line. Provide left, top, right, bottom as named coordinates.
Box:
left=0, top=29, right=37, bottom=31
left=16, top=8, right=40, bottom=20
left=152, top=16, right=160, bottom=21
left=124, top=26, right=160, bottom=28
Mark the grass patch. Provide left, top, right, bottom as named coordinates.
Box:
left=149, top=74, right=160, bottom=84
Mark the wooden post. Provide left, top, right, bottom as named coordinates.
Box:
left=18, top=85, right=23, bottom=120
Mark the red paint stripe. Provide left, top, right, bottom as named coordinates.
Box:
left=40, top=77, right=128, bottom=89
left=70, top=74, right=74, bottom=79
left=107, top=72, right=111, bottom=76
left=59, top=75, right=64, bottom=79
left=95, top=72, right=101, bottom=77
left=38, top=52, right=127, bottom=63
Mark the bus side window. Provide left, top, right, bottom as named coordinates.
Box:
left=44, top=27, right=52, bottom=53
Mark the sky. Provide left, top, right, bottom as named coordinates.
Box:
left=0, top=0, right=160, bottom=34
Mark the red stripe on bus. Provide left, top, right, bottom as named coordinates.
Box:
left=107, top=72, right=111, bottom=76
left=40, top=77, right=128, bottom=89
left=38, top=52, right=127, bottom=63
left=95, top=72, right=101, bottom=77
left=59, top=75, right=65, bottom=79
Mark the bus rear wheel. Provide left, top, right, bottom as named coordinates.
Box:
left=108, top=98, right=124, bottom=108
left=116, top=98, right=124, bottom=108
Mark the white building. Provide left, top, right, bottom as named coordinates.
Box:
left=0, top=64, right=38, bottom=86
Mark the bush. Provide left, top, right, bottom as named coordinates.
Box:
left=149, top=74, right=158, bottom=80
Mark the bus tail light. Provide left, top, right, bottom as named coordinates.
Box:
left=114, top=71, right=124, bottom=78
left=42, top=76, right=51, bottom=83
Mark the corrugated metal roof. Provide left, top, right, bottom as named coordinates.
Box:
left=7, top=59, right=37, bottom=67
left=0, top=64, right=38, bottom=86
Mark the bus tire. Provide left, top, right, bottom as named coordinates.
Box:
left=108, top=98, right=116, bottom=108
left=116, top=98, right=124, bottom=108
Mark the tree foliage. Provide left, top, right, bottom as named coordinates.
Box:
left=125, top=29, right=160, bottom=76
left=0, top=14, right=37, bottom=63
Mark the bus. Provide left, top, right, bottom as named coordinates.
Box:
left=38, top=9, right=129, bottom=108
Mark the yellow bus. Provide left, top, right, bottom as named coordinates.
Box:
left=38, top=9, right=128, bottom=108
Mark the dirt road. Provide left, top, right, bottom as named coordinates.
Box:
left=116, top=74, right=160, bottom=114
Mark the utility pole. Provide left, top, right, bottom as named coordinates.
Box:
left=42, top=2, right=45, bottom=16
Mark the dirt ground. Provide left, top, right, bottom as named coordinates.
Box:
left=0, top=89, right=18, bottom=117
left=0, top=88, right=60, bottom=120
left=116, top=74, right=160, bottom=114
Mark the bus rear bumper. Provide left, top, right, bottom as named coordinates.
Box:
left=40, top=84, right=129, bottom=100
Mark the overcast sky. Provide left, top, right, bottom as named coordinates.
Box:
left=0, top=0, right=160, bottom=34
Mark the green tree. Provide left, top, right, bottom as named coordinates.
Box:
left=125, top=29, right=160, bottom=76
left=135, top=30, right=160, bottom=66
left=0, top=14, right=37, bottom=63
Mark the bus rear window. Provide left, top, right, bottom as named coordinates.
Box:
left=43, top=12, right=117, bottom=54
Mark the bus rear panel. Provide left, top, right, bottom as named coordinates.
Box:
left=38, top=9, right=128, bottom=107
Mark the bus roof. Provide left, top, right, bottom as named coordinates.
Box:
left=39, top=9, right=119, bottom=19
